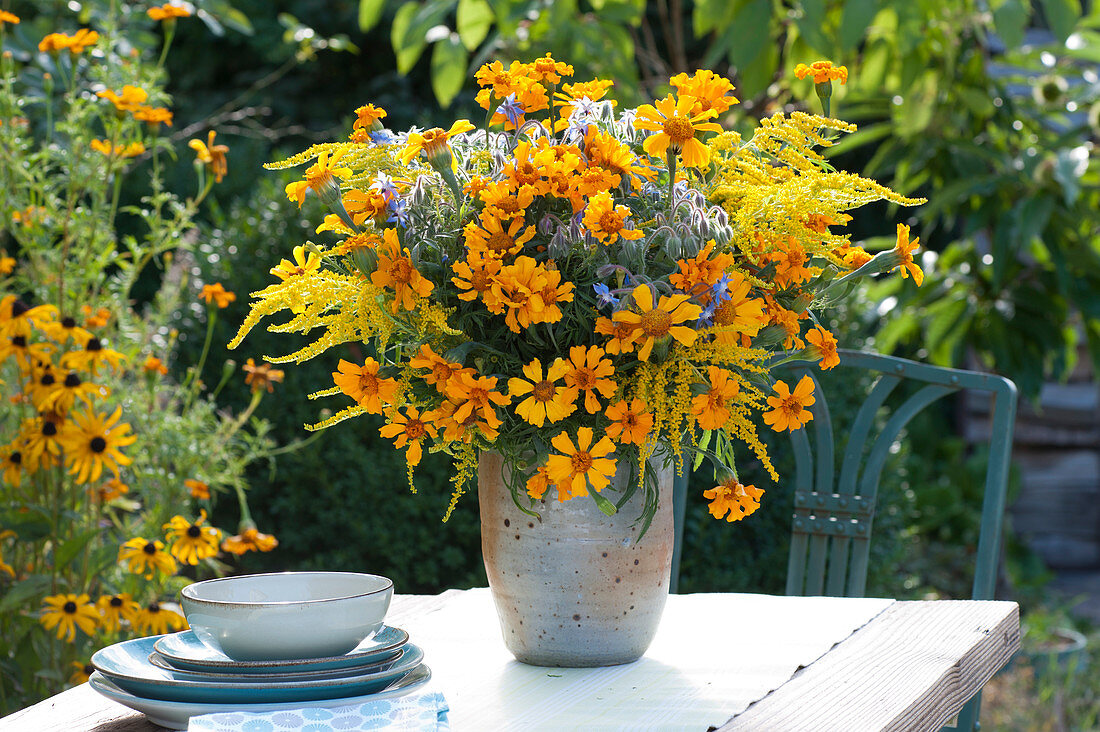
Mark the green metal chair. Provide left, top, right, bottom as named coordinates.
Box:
left=670, top=349, right=1018, bottom=732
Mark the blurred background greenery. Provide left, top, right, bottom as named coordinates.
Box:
left=7, top=0, right=1100, bottom=722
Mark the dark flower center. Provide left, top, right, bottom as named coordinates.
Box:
left=12, top=300, right=29, bottom=317
left=64, top=373, right=81, bottom=387
left=11, top=335, right=26, bottom=348
left=90, top=436, right=107, bottom=453
left=10, top=451, right=21, bottom=465
left=143, top=542, right=157, bottom=555
left=86, top=338, right=102, bottom=352
left=148, top=602, right=160, bottom=613
left=110, top=597, right=123, bottom=607
left=63, top=601, right=77, bottom=614
left=187, top=525, right=202, bottom=538
left=40, top=373, right=55, bottom=386
left=61, top=317, right=76, bottom=329
left=42, top=422, right=57, bottom=437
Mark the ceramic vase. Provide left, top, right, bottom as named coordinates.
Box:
left=478, top=451, right=674, bottom=667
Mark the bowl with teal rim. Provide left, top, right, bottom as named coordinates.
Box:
left=180, top=571, right=393, bottom=661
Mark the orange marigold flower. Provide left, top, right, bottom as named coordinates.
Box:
left=545, top=427, right=617, bottom=501
left=133, top=105, right=174, bottom=127
left=894, top=224, right=924, bottom=286
left=529, top=53, right=574, bottom=84
left=97, top=85, right=148, bottom=113
left=148, top=3, right=192, bottom=21
left=464, top=215, right=536, bottom=260
left=508, top=357, right=577, bottom=428
left=594, top=316, right=639, bottom=355
left=242, top=358, right=284, bottom=393
left=270, top=245, right=321, bottom=281
left=200, top=282, right=236, bottom=308
left=83, top=305, right=111, bottom=328
left=763, top=375, right=816, bottom=432
left=805, top=325, right=840, bottom=370
left=795, top=61, right=848, bottom=85
left=185, top=478, right=210, bottom=500
left=445, top=371, right=510, bottom=427
left=353, top=103, right=387, bottom=131
left=451, top=253, right=503, bottom=306
left=669, top=69, right=739, bottom=116
left=189, top=131, right=229, bottom=183
left=670, top=242, right=736, bottom=303
left=770, top=237, right=814, bottom=288
left=562, top=345, right=616, bottom=414
left=93, top=478, right=130, bottom=502
left=379, top=405, right=437, bottom=466
left=692, top=365, right=740, bottom=431
left=285, top=149, right=352, bottom=207
left=633, top=94, right=723, bottom=168
left=332, top=357, right=399, bottom=413
left=399, top=119, right=475, bottom=166
left=613, top=284, right=702, bottom=361
left=582, top=191, right=644, bottom=245
left=409, top=344, right=465, bottom=394
left=143, top=356, right=168, bottom=375
left=525, top=465, right=553, bottom=500
left=222, top=527, right=278, bottom=555
left=703, top=477, right=764, bottom=522
left=479, top=181, right=534, bottom=221
left=0, top=11, right=20, bottom=25
left=371, top=229, right=434, bottom=313
left=604, top=399, right=654, bottom=446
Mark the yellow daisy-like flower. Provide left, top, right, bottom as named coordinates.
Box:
left=562, top=345, right=616, bottom=414
left=545, top=427, right=617, bottom=501
left=97, top=593, right=140, bottom=633
left=691, top=365, right=740, bottom=431
left=763, top=375, right=816, bottom=432
left=703, top=477, right=764, bottom=522
left=451, top=253, right=503, bottom=305
left=894, top=224, right=924, bottom=286
left=332, top=357, right=400, bottom=414
left=379, top=406, right=437, bottom=466
left=164, top=510, right=222, bottom=565
left=464, top=216, right=536, bottom=260
left=445, top=371, right=510, bottom=426
left=40, top=593, right=98, bottom=642
left=370, top=229, right=434, bottom=313
left=133, top=105, right=174, bottom=128
left=57, top=406, right=136, bottom=484
left=633, top=94, right=723, bottom=168
left=0, top=442, right=27, bottom=488
left=709, top=273, right=767, bottom=343
left=613, top=284, right=702, bottom=361
left=794, top=60, right=848, bottom=84
left=582, top=191, right=644, bottom=245
left=118, top=537, right=178, bottom=578
left=200, top=282, right=236, bottom=308
left=507, top=357, right=577, bottom=428
left=222, top=526, right=279, bottom=555
left=805, top=325, right=840, bottom=370
left=604, top=399, right=654, bottom=446
left=189, top=131, right=229, bottom=183
left=270, top=245, right=321, bottom=280
left=59, top=337, right=126, bottom=374
left=285, top=149, right=352, bottom=207
left=669, top=69, right=739, bottom=115
left=69, top=661, right=95, bottom=685
left=96, top=84, right=147, bottom=112
left=148, top=3, right=192, bottom=21
left=399, top=120, right=475, bottom=166
left=525, top=465, right=553, bottom=500
left=594, top=316, right=639, bottom=355
left=134, top=601, right=188, bottom=636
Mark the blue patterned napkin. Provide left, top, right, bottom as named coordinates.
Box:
left=187, top=691, right=449, bottom=731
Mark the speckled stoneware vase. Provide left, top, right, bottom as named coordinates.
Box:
left=478, top=451, right=674, bottom=667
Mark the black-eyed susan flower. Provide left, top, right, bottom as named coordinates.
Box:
left=97, top=593, right=140, bottom=632
left=189, top=131, right=229, bottom=183
left=242, top=358, right=284, bottom=394
left=21, top=415, right=65, bottom=469
left=604, top=399, right=654, bottom=446
left=633, top=94, right=723, bottom=169
left=60, top=336, right=126, bottom=373
left=40, top=593, right=98, bottom=642
left=40, top=315, right=93, bottom=347
left=0, top=333, right=52, bottom=372
left=379, top=406, right=436, bottom=467
left=118, top=537, right=177, bottom=578
left=58, top=406, right=136, bottom=484
left=691, top=366, right=740, bottom=431
left=507, top=357, right=576, bottom=428
left=763, top=375, right=816, bottom=432
left=164, top=510, right=222, bottom=565
left=545, top=427, right=617, bottom=501
left=0, top=442, right=27, bottom=487
left=35, top=370, right=103, bottom=415
left=612, top=284, right=702, bottom=361
left=69, top=661, right=95, bottom=685
left=703, top=477, right=764, bottom=522
left=134, top=601, right=187, bottom=636
left=222, top=526, right=279, bottom=555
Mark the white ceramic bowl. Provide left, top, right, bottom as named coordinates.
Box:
left=180, top=571, right=393, bottom=662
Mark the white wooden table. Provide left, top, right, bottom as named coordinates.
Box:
left=1, top=589, right=1019, bottom=731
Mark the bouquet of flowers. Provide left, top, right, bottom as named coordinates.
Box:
left=230, top=57, right=923, bottom=534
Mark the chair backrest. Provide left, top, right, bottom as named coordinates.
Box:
left=774, top=349, right=1018, bottom=601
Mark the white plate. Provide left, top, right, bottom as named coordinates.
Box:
left=88, top=665, right=432, bottom=730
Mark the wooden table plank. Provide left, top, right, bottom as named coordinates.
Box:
left=717, top=600, right=1020, bottom=732
left=0, top=592, right=464, bottom=732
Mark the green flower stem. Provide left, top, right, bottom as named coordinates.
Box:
left=157, top=21, right=176, bottom=70
left=183, top=306, right=218, bottom=399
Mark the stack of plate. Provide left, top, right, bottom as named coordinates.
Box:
left=89, top=625, right=430, bottom=730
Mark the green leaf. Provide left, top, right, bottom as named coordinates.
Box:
left=797, top=0, right=830, bottom=54
left=1053, top=147, right=1088, bottom=205
left=694, top=0, right=738, bottom=36
left=839, top=0, right=878, bottom=53
left=456, top=0, right=494, bottom=50
left=992, top=0, right=1029, bottom=49
left=706, top=0, right=773, bottom=72
left=359, top=0, right=387, bottom=32
left=1039, top=0, right=1081, bottom=42
left=53, top=529, right=99, bottom=572
left=431, top=34, right=468, bottom=108
left=392, top=2, right=427, bottom=74
left=0, top=575, right=51, bottom=614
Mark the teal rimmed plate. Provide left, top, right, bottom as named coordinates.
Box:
left=91, top=635, right=422, bottom=704
left=153, top=624, right=408, bottom=674
left=87, top=665, right=431, bottom=731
